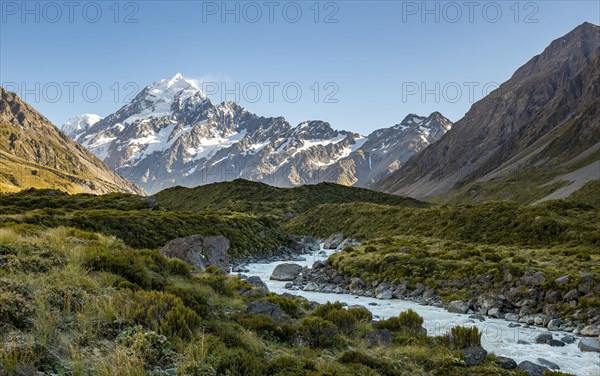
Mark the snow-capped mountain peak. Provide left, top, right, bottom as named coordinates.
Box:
left=400, top=113, right=427, bottom=126
left=65, top=74, right=452, bottom=193
left=61, top=114, right=103, bottom=138
left=149, top=73, right=201, bottom=97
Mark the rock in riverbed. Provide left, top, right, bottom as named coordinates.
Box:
left=323, top=233, right=344, bottom=249
left=578, top=337, right=600, bottom=352
left=517, top=361, right=548, bottom=376
left=270, top=263, right=303, bottom=281
left=448, top=300, right=469, bottom=314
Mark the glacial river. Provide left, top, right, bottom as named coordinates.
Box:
left=239, top=247, right=600, bottom=376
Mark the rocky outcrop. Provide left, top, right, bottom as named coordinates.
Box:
left=517, top=361, right=548, bottom=376
left=448, top=300, right=469, bottom=314
left=323, top=234, right=345, bottom=250
left=578, top=337, right=600, bottom=352
left=245, top=276, right=269, bottom=293
left=537, top=358, right=559, bottom=370
left=461, top=346, right=487, bottom=366
left=270, top=264, right=303, bottom=281
left=580, top=325, right=600, bottom=336
left=364, top=330, right=393, bottom=347
left=246, top=301, right=284, bottom=322
left=160, top=235, right=230, bottom=272
left=496, top=356, right=517, bottom=370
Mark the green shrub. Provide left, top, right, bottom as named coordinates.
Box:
left=167, top=258, right=192, bottom=278
left=0, top=243, right=66, bottom=273
left=203, top=320, right=255, bottom=352
left=126, top=290, right=201, bottom=339
left=238, top=314, right=296, bottom=342
left=364, top=245, right=378, bottom=253
left=444, top=326, right=481, bottom=350
left=373, top=309, right=424, bottom=336
left=263, top=294, right=303, bottom=318
left=164, top=285, right=211, bottom=318
left=299, top=317, right=343, bottom=349
left=212, top=347, right=265, bottom=375
left=338, top=350, right=401, bottom=376
left=267, top=355, right=316, bottom=376
left=84, top=247, right=165, bottom=290
left=196, top=268, right=244, bottom=297
left=0, top=343, right=58, bottom=374
left=325, top=309, right=357, bottom=335
left=313, top=301, right=344, bottom=318
left=347, top=307, right=373, bottom=322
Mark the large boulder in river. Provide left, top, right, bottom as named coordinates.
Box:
left=270, top=263, right=303, bottom=281
left=323, top=233, right=344, bottom=249
left=160, top=235, right=230, bottom=272
left=448, top=300, right=469, bottom=314
left=578, top=337, right=600, bottom=352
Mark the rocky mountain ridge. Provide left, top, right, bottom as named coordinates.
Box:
left=377, top=22, right=600, bottom=203
left=0, top=87, right=144, bottom=195
left=64, top=74, right=451, bottom=194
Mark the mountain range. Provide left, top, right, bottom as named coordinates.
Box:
left=0, top=87, right=143, bottom=195
left=4, top=22, right=598, bottom=203
left=377, top=22, right=600, bottom=203
left=62, top=74, right=452, bottom=194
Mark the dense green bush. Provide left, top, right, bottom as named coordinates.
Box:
left=347, top=306, right=373, bottom=322
left=202, top=320, right=255, bottom=352
left=0, top=242, right=66, bottom=273
left=325, top=309, right=357, bottom=335
left=313, top=301, right=344, bottom=318
left=84, top=247, right=166, bottom=290
left=267, top=355, right=316, bottom=376
left=166, top=258, right=192, bottom=278
left=444, top=326, right=481, bottom=350
left=373, top=309, right=425, bottom=336
left=337, top=351, right=402, bottom=376
left=238, top=314, right=296, bottom=342
left=163, top=285, right=211, bottom=319
left=212, top=347, right=265, bottom=375
left=3, top=208, right=288, bottom=258
left=285, top=201, right=600, bottom=247
left=299, top=317, right=343, bottom=349
left=126, top=290, right=202, bottom=339
left=263, top=294, right=304, bottom=318
left=155, top=179, right=427, bottom=217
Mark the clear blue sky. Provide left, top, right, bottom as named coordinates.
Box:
left=1, top=1, right=598, bottom=133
